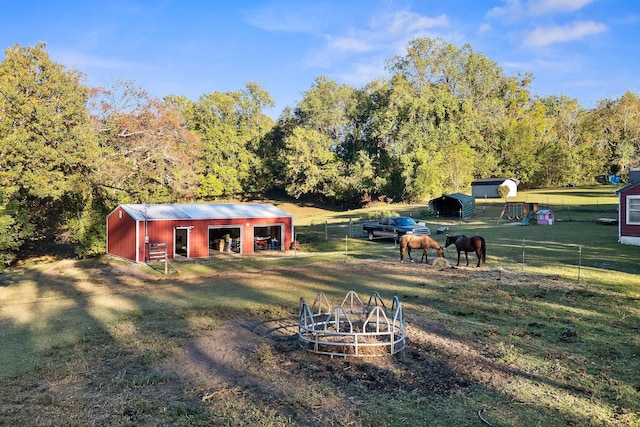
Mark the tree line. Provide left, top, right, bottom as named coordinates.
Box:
left=1, top=39, right=639, bottom=263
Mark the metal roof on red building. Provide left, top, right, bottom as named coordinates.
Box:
left=119, top=203, right=293, bottom=221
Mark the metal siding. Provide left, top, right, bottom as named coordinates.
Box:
left=471, top=179, right=517, bottom=198
left=429, top=193, right=476, bottom=218
left=107, top=207, right=138, bottom=261
left=619, top=185, right=640, bottom=238
left=472, top=184, right=499, bottom=198
left=146, top=220, right=180, bottom=260
left=136, top=221, right=143, bottom=263
left=189, top=223, right=207, bottom=258
left=108, top=204, right=295, bottom=261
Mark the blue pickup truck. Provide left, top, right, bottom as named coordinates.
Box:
left=362, top=216, right=431, bottom=241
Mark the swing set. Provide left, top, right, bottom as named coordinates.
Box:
left=499, top=202, right=539, bottom=223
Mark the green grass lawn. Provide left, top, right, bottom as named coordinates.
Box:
left=306, top=185, right=637, bottom=281
left=1, top=185, right=639, bottom=426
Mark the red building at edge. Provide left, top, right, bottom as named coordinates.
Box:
left=107, top=203, right=294, bottom=262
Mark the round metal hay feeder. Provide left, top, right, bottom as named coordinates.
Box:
left=298, top=291, right=406, bottom=357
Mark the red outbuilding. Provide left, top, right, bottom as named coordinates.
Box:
left=107, top=203, right=294, bottom=262
left=617, top=182, right=640, bottom=246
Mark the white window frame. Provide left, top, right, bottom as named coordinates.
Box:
left=626, top=195, right=640, bottom=225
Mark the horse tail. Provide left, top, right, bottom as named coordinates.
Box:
left=481, top=238, right=486, bottom=265
left=399, top=238, right=406, bottom=261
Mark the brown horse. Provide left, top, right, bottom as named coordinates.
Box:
left=444, top=235, right=486, bottom=267
left=400, top=234, right=445, bottom=263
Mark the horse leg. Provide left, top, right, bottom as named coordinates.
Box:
left=421, top=248, right=427, bottom=263
left=465, top=251, right=470, bottom=266
left=476, top=250, right=481, bottom=268
left=456, top=250, right=461, bottom=266
left=401, top=245, right=413, bottom=262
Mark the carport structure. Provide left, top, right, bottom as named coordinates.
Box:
left=107, top=203, right=294, bottom=262
left=429, top=193, right=476, bottom=218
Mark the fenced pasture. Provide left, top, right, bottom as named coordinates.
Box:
left=300, top=186, right=638, bottom=282
left=1, top=185, right=639, bottom=426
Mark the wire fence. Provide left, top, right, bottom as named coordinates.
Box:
left=319, top=218, right=620, bottom=283
left=323, top=219, right=364, bottom=240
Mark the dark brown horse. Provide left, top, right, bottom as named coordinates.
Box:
left=444, top=235, right=486, bottom=267
left=400, top=235, right=445, bottom=263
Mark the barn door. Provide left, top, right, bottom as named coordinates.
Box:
left=175, top=227, right=189, bottom=257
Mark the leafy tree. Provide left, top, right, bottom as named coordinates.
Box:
left=331, top=150, right=385, bottom=207
left=495, top=114, right=539, bottom=185
left=497, top=184, right=510, bottom=200
left=281, top=127, right=340, bottom=198
left=0, top=194, right=34, bottom=265
left=277, top=76, right=361, bottom=203
left=90, top=79, right=202, bottom=204
left=387, top=38, right=531, bottom=196
left=236, top=82, right=276, bottom=193
left=587, top=91, right=640, bottom=180
left=335, top=79, right=395, bottom=204
left=295, top=76, right=354, bottom=144
left=169, top=83, right=274, bottom=199
left=440, top=137, right=476, bottom=193
left=0, top=43, right=98, bottom=256
left=383, top=37, right=525, bottom=200
left=526, top=96, right=600, bottom=187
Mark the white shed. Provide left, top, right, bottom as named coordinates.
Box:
left=471, top=178, right=518, bottom=198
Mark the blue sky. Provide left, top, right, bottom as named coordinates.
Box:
left=2, top=0, right=638, bottom=117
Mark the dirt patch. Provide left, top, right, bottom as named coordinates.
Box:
left=166, top=318, right=299, bottom=391
left=157, top=316, right=478, bottom=424
left=158, top=309, right=515, bottom=425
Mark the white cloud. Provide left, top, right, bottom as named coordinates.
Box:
left=522, top=20, right=608, bottom=47
left=478, top=23, right=492, bottom=35
left=486, top=0, right=524, bottom=20
left=308, top=8, right=451, bottom=65
left=486, top=0, right=593, bottom=20
left=504, top=53, right=583, bottom=74
left=389, top=11, right=449, bottom=33
left=527, top=0, right=594, bottom=15
left=326, top=36, right=372, bottom=54
left=247, top=12, right=314, bottom=33
left=245, top=4, right=329, bottom=33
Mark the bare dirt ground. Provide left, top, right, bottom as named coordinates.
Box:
left=166, top=311, right=501, bottom=401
